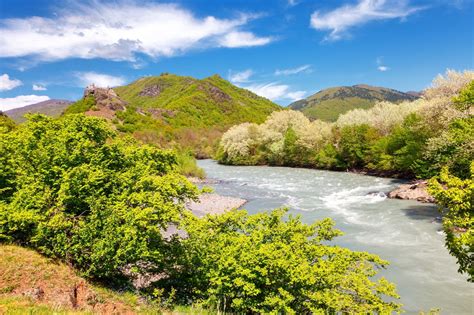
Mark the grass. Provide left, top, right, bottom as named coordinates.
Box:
left=0, top=245, right=217, bottom=314
left=0, top=245, right=151, bottom=314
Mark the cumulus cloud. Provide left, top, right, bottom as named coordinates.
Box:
left=310, top=0, right=425, bottom=41
left=229, top=69, right=254, bottom=83
left=378, top=66, right=390, bottom=72
left=0, top=74, right=22, bottom=91
left=275, top=64, right=312, bottom=76
left=32, top=84, right=47, bottom=91
left=75, top=72, right=127, bottom=88
left=0, top=1, right=272, bottom=63
left=0, top=95, right=50, bottom=111
left=246, top=83, right=305, bottom=102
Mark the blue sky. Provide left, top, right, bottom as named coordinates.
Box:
left=0, top=0, right=473, bottom=110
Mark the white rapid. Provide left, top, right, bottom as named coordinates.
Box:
left=197, top=160, right=473, bottom=315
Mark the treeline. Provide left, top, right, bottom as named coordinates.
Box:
left=0, top=114, right=401, bottom=312
left=217, top=70, right=473, bottom=180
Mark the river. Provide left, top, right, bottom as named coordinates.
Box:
left=197, top=160, right=473, bottom=314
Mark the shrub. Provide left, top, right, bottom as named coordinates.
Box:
left=428, top=164, right=474, bottom=282
left=63, top=95, right=96, bottom=114
left=0, top=114, right=198, bottom=280
left=162, top=209, right=401, bottom=314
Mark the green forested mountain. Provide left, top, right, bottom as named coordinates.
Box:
left=289, top=84, right=418, bottom=121
left=66, top=73, right=281, bottom=156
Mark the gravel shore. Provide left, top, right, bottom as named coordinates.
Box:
left=186, top=193, right=247, bottom=217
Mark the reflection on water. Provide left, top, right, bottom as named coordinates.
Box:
left=197, top=160, right=473, bottom=315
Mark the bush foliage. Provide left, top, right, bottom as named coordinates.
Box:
left=0, top=114, right=198, bottom=279
left=158, top=209, right=401, bottom=313
left=428, top=164, right=474, bottom=282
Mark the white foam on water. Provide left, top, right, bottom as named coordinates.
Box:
left=320, top=184, right=389, bottom=225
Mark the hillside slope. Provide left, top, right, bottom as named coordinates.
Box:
left=67, top=73, right=280, bottom=156
left=5, top=100, right=72, bottom=123
left=0, top=245, right=151, bottom=314
left=289, top=84, right=418, bottom=121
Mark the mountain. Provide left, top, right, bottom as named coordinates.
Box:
left=65, top=73, right=281, bottom=156
left=289, top=84, right=419, bottom=122
left=5, top=99, right=73, bottom=123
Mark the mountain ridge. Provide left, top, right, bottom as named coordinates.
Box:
left=66, top=73, right=281, bottom=156
left=4, top=99, right=73, bottom=123
left=289, top=84, right=418, bottom=121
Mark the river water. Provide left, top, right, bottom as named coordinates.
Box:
left=197, top=160, right=473, bottom=314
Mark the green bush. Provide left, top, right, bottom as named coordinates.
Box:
left=428, top=164, right=474, bottom=282
left=0, top=113, right=16, bottom=134
left=0, top=114, right=198, bottom=279
left=63, top=95, right=96, bottom=114
left=159, top=209, right=400, bottom=314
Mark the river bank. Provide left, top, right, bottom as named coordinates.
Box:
left=186, top=193, right=247, bottom=216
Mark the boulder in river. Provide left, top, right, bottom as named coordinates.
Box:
left=388, top=180, right=435, bottom=203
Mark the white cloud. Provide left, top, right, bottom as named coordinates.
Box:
left=218, top=31, right=272, bottom=48
left=75, top=72, right=126, bottom=88
left=287, top=91, right=306, bottom=101
left=275, top=64, right=312, bottom=76
left=246, top=82, right=305, bottom=102
left=32, top=84, right=47, bottom=91
left=376, top=56, right=390, bottom=71
left=0, top=95, right=50, bottom=111
left=0, top=2, right=272, bottom=63
left=310, top=0, right=425, bottom=41
left=229, top=69, right=254, bottom=83
left=0, top=74, right=22, bottom=91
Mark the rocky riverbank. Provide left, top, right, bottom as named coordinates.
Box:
left=388, top=180, right=435, bottom=203
left=186, top=193, right=247, bottom=216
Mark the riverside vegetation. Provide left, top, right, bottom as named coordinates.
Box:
left=0, top=70, right=471, bottom=313
left=0, top=114, right=402, bottom=313
left=217, top=70, right=474, bottom=282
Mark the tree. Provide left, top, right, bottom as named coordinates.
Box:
left=0, top=114, right=198, bottom=280
left=338, top=124, right=380, bottom=169
left=428, top=164, right=474, bottom=282
left=161, top=209, right=401, bottom=314
left=452, top=80, right=474, bottom=111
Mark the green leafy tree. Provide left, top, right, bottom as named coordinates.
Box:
left=424, top=117, right=474, bottom=179
left=338, top=124, right=380, bottom=169
left=0, top=114, right=198, bottom=280
left=0, top=112, right=16, bottom=134
left=428, top=163, right=473, bottom=281
left=452, top=80, right=474, bottom=111
left=383, top=114, right=435, bottom=177
left=160, top=209, right=401, bottom=314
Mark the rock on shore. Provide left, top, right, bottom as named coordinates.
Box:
left=388, top=180, right=435, bottom=203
